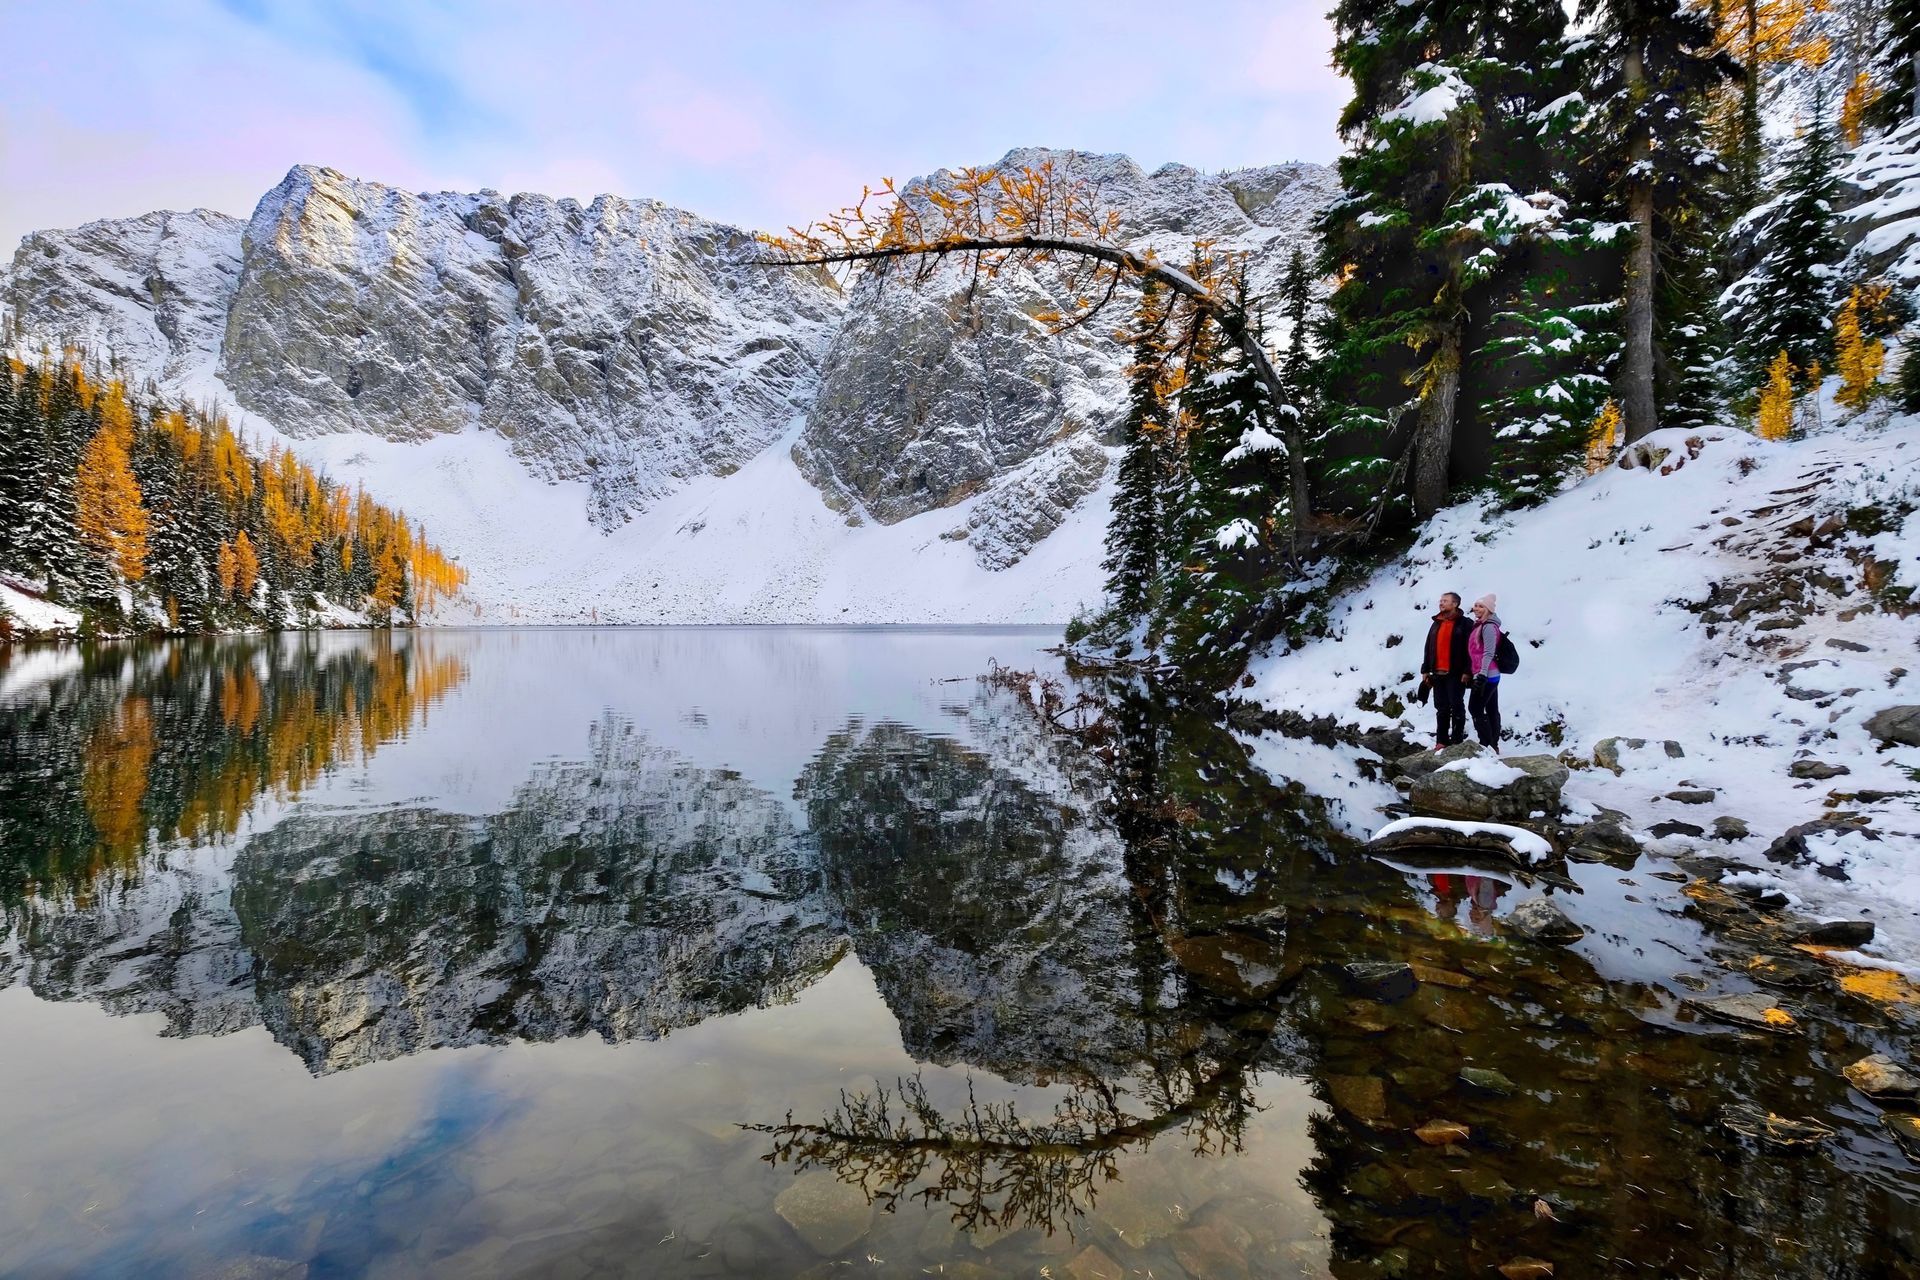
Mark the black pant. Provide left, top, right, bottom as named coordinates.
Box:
left=1432, top=674, right=1467, bottom=745
left=1469, top=679, right=1501, bottom=748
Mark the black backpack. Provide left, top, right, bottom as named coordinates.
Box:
left=1494, top=630, right=1520, bottom=675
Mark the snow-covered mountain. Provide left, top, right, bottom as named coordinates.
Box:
left=0, top=152, right=1338, bottom=623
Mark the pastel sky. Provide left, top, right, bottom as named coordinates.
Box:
left=1, top=0, right=1346, bottom=255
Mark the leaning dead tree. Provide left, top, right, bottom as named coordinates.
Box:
left=756, top=162, right=1315, bottom=531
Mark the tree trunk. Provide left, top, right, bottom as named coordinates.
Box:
left=1620, top=42, right=1659, bottom=443
left=1411, top=317, right=1463, bottom=518
left=1738, top=0, right=1761, bottom=205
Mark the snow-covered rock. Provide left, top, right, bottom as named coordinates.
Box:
left=795, top=150, right=1336, bottom=568
left=1841, top=119, right=1920, bottom=286
left=0, top=151, right=1340, bottom=609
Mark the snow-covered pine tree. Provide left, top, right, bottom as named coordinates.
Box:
left=1577, top=0, right=1740, bottom=441
left=1463, top=49, right=1624, bottom=505
left=0, top=361, right=20, bottom=571
left=1725, top=99, right=1844, bottom=392
left=1275, top=248, right=1319, bottom=534
left=1321, top=0, right=1588, bottom=516
left=1162, top=301, right=1291, bottom=674
left=1870, top=0, right=1918, bottom=125
left=1102, top=284, right=1170, bottom=624
left=21, top=360, right=91, bottom=594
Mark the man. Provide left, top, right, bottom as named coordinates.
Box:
left=1420, top=592, right=1471, bottom=749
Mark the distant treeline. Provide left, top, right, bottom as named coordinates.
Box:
left=0, top=349, right=463, bottom=636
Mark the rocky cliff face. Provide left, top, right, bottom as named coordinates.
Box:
left=795, top=151, right=1339, bottom=564
left=2, top=151, right=1338, bottom=576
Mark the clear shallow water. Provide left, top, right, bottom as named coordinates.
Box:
left=0, top=629, right=1914, bottom=1279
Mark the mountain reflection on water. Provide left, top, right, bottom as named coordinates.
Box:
left=0, top=629, right=1914, bottom=1278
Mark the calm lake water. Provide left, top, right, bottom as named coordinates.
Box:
left=0, top=628, right=1915, bottom=1278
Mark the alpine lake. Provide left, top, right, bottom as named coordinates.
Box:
left=0, top=628, right=1915, bottom=1279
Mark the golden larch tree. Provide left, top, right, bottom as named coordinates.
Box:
left=232, top=529, right=261, bottom=602
left=74, top=381, right=151, bottom=581
left=1585, top=400, right=1622, bottom=474
left=1757, top=350, right=1796, bottom=440
left=1834, top=286, right=1886, bottom=408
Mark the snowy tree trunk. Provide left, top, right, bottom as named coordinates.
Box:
left=1620, top=43, right=1659, bottom=443
left=1412, top=318, right=1463, bottom=518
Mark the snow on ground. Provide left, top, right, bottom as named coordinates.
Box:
left=1247, top=405, right=1920, bottom=958
left=0, top=575, right=81, bottom=639
left=288, top=418, right=1111, bottom=625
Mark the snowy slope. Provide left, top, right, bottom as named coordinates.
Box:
left=294, top=419, right=1114, bottom=624
left=1246, top=399, right=1920, bottom=955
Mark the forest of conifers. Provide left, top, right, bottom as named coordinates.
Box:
left=0, top=351, right=464, bottom=637
left=1075, top=0, right=1920, bottom=673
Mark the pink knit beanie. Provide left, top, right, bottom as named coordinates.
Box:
left=1474, top=593, right=1497, bottom=611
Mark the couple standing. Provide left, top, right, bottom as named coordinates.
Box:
left=1420, top=592, right=1505, bottom=751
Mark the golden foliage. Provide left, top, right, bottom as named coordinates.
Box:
left=1708, top=0, right=1831, bottom=71
left=1841, top=71, right=1879, bottom=147
left=74, top=381, right=151, bottom=581
left=1835, top=285, right=1886, bottom=409
left=761, top=161, right=1234, bottom=340
left=1757, top=350, right=1795, bottom=440
left=1584, top=400, right=1622, bottom=474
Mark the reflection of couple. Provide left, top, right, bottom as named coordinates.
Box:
left=1427, top=872, right=1506, bottom=935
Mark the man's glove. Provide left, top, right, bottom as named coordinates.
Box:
left=1413, top=679, right=1431, bottom=705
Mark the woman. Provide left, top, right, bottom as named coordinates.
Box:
left=1466, top=594, right=1504, bottom=751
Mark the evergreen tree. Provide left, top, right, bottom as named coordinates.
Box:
left=1102, top=286, right=1170, bottom=623
left=1274, top=248, right=1319, bottom=533
left=1726, top=102, right=1844, bottom=390
left=1870, top=0, right=1919, bottom=126
left=1163, top=306, right=1290, bottom=673
left=0, top=362, right=20, bottom=571
left=1321, top=0, right=1584, bottom=516
left=1578, top=0, right=1741, bottom=440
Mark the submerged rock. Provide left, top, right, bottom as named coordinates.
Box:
left=1721, top=1103, right=1836, bottom=1148
left=1844, top=1054, right=1920, bottom=1103
left=774, top=1172, right=874, bottom=1255
left=1325, top=1074, right=1389, bottom=1124
left=1686, top=992, right=1801, bottom=1035
left=1414, top=1118, right=1470, bottom=1146
left=1459, top=1066, right=1518, bottom=1095
left=1340, top=961, right=1418, bottom=1002
left=1171, top=932, right=1285, bottom=1000
left=1066, top=1244, right=1127, bottom=1280
left=1505, top=898, right=1585, bottom=945
left=1885, top=1113, right=1920, bottom=1162
left=1567, top=818, right=1641, bottom=866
